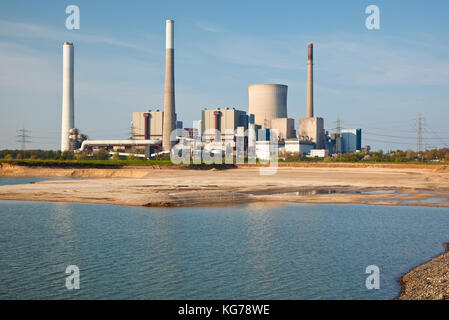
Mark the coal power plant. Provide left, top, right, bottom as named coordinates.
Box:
left=60, top=20, right=362, bottom=158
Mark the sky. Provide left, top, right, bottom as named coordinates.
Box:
left=0, top=0, right=449, bottom=151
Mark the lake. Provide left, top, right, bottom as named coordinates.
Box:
left=0, top=178, right=448, bottom=299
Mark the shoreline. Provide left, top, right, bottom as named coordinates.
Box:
left=397, top=242, right=449, bottom=300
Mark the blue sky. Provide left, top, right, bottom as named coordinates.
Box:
left=1, top=0, right=449, bottom=151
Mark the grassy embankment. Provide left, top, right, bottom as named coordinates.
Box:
left=0, top=159, right=173, bottom=168
left=1, top=158, right=448, bottom=168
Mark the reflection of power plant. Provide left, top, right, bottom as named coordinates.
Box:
left=62, top=20, right=361, bottom=158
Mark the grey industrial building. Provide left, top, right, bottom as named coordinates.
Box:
left=340, top=129, right=362, bottom=153
left=131, top=110, right=164, bottom=140
left=201, top=107, right=248, bottom=141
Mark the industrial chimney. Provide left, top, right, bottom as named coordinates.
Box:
left=162, top=20, right=176, bottom=151
left=298, top=42, right=324, bottom=149
left=61, top=42, right=74, bottom=152
left=306, top=43, right=313, bottom=118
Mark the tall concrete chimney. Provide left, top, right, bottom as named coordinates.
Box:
left=61, top=42, right=74, bottom=152
left=162, top=20, right=176, bottom=151
left=306, top=43, right=313, bottom=118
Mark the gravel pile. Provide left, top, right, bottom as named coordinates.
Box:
left=398, top=243, right=449, bottom=300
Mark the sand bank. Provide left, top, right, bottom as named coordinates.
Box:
left=1, top=164, right=449, bottom=207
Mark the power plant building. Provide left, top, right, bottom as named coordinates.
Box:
left=284, top=140, right=315, bottom=156
left=341, top=129, right=362, bottom=153
left=132, top=110, right=164, bottom=140
left=201, top=108, right=248, bottom=141
left=298, top=43, right=325, bottom=149
left=270, top=118, right=296, bottom=141
left=298, top=117, right=325, bottom=147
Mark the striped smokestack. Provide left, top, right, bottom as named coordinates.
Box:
left=162, top=19, right=176, bottom=151
left=306, top=43, right=313, bottom=118
left=61, top=42, right=74, bottom=151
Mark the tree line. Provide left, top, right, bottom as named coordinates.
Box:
left=1, top=148, right=449, bottom=163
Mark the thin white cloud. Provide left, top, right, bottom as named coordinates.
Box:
left=189, top=30, right=449, bottom=86
left=0, top=19, right=154, bottom=52
left=195, top=21, right=224, bottom=33
left=320, top=38, right=449, bottom=87
left=194, top=34, right=307, bottom=71
left=0, top=41, right=58, bottom=91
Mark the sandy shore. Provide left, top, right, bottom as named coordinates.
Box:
left=1, top=163, right=449, bottom=207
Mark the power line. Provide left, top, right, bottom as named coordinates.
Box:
left=16, top=128, right=31, bottom=150
left=363, top=132, right=449, bottom=140
left=363, top=137, right=420, bottom=146
left=423, top=126, right=449, bottom=149
left=335, top=117, right=342, bottom=154
left=417, top=114, right=423, bottom=155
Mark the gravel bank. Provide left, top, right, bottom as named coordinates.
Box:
left=398, top=243, right=449, bottom=300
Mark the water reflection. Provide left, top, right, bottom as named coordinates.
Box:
left=1, top=201, right=449, bottom=300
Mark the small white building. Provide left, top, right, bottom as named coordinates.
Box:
left=308, top=149, right=328, bottom=158
left=255, top=140, right=280, bottom=161
left=285, top=140, right=315, bottom=156
left=256, top=141, right=270, bottom=161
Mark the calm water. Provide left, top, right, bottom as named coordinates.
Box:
left=1, top=178, right=449, bottom=299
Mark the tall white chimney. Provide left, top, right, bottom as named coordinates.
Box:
left=61, top=42, right=74, bottom=151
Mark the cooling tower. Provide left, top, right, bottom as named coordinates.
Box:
left=248, top=84, right=287, bottom=129
left=61, top=42, right=74, bottom=152
left=162, top=20, right=176, bottom=151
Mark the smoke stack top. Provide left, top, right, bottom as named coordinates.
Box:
left=166, top=20, right=174, bottom=49
left=308, top=43, right=313, bottom=60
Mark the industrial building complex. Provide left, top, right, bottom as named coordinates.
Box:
left=60, top=20, right=362, bottom=160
